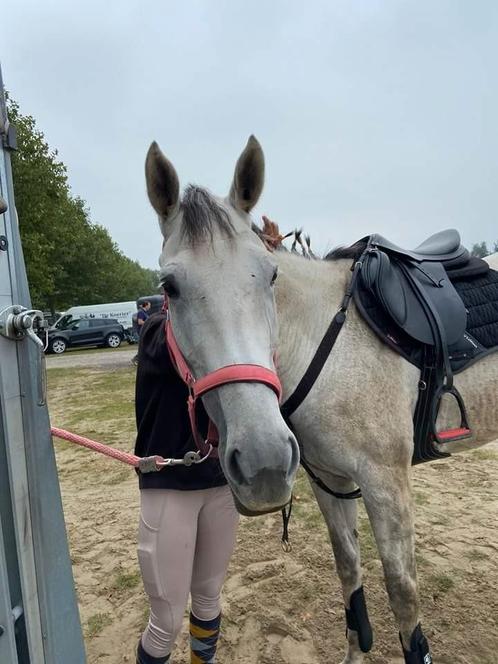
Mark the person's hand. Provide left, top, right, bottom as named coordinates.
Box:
left=261, top=215, right=286, bottom=251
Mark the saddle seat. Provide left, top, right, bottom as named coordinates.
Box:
left=370, top=229, right=470, bottom=267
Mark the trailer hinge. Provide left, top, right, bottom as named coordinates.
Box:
left=0, top=306, right=49, bottom=404
left=0, top=305, right=47, bottom=347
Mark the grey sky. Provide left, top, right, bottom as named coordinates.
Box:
left=3, top=1, right=498, bottom=269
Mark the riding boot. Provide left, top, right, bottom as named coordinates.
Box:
left=189, top=612, right=221, bottom=663
left=400, top=623, right=432, bottom=663
left=136, top=639, right=171, bottom=664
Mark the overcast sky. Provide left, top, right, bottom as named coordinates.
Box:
left=2, top=1, right=497, bottom=268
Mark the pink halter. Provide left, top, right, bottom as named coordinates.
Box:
left=164, top=301, right=282, bottom=458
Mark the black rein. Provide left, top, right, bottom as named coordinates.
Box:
left=279, top=252, right=368, bottom=502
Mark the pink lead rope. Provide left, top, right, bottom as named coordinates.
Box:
left=50, top=427, right=210, bottom=473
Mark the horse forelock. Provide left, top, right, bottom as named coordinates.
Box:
left=180, top=185, right=234, bottom=245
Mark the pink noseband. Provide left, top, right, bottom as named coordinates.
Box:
left=164, top=302, right=282, bottom=458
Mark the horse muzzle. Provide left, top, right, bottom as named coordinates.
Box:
left=222, top=428, right=299, bottom=514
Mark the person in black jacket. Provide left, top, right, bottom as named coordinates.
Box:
left=132, top=301, right=152, bottom=366
left=134, top=312, right=239, bottom=664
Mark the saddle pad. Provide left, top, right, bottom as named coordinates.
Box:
left=355, top=266, right=498, bottom=374
left=452, top=269, right=498, bottom=350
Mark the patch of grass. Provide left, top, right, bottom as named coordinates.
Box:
left=358, top=517, right=377, bottom=561
left=91, top=368, right=136, bottom=391
left=240, top=516, right=263, bottom=532
left=429, top=516, right=447, bottom=526
left=306, top=508, right=326, bottom=530
left=86, top=612, right=112, bottom=637
left=464, top=548, right=489, bottom=563
left=105, top=468, right=132, bottom=485
left=415, top=552, right=430, bottom=569
left=471, top=449, right=498, bottom=461
left=293, top=470, right=314, bottom=500
left=48, top=366, right=136, bottom=427
left=141, top=604, right=150, bottom=629
left=62, top=399, right=134, bottom=426
left=48, top=366, right=138, bottom=476
left=414, top=492, right=430, bottom=506
left=294, top=582, right=315, bottom=602
left=46, top=367, right=75, bottom=383
left=112, top=569, right=141, bottom=591
left=430, top=573, right=455, bottom=594
left=52, top=436, right=88, bottom=454
left=64, top=344, right=134, bottom=355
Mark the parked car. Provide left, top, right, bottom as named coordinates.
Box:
left=46, top=318, right=125, bottom=354
left=54, top=301, right=137, bottom=332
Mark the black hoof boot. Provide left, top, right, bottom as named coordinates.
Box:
left=401, top=623, right=432, bottom=663
left=344, top=586, right=373, bottom=653
left=136, top=639, right=170, bottom=664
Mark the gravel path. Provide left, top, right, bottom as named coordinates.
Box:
left=46, top=348, right=136, bottom=370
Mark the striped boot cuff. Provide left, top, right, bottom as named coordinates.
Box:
left=190, top=612, right=221, bottom=663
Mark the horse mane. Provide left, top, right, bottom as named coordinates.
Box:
left=181, top=185, right=234, bottom=244
left=325, top=239, right=367, bottom=261
left=180, top=191, right=365, bottom=260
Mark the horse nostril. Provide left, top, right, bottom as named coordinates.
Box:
left=227, top=448, right=247, bottom=486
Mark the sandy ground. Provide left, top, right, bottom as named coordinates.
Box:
left=48, top=364, right=498, bottom=664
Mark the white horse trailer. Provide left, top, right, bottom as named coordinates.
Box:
left=55, top=301, right=137, bottom=331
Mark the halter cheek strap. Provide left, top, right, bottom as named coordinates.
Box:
left=164, top=309, right=282, bottom=458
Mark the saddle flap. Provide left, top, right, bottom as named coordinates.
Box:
left=363, top=251, right=407, bottom=326
left=401, top=261, right=468, bottom=346
left=363, top=250, right=468, bottom=347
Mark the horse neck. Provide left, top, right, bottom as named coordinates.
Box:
left=274, top=252, right=352, bottom=395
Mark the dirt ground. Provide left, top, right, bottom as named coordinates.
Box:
left=48, top=363, right=498, bottom=664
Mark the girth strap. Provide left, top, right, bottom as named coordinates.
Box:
left=300, top=456, right=362, bottom=500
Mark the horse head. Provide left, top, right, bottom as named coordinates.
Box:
left=145, top=136, right=299, bottom=515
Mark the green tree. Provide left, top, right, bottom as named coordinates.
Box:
left=471, top=241, right=489, bottom=258
left=7, top=96, right=159, bottom=313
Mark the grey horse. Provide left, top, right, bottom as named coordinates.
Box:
left=145, top=136, right=498, bottom=664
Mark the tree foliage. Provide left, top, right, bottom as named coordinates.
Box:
left=471, top=241, right=498, bottom=258
left=471, top=241, right=489, bottom=258
left=7, top=97, right=159, bottom=313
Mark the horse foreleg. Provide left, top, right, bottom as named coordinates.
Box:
left=361, top=467, right=433, bottom=663
left=311, top=480, right=372, bottom=664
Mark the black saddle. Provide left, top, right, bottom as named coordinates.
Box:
left=362, top=233, right=469, bottom=347
left=358, top=229, right=482, bottom=463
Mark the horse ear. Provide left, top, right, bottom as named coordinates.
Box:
left=229, top=135, right=265, bottom=213
left=145, top=141, right=180, bottom=232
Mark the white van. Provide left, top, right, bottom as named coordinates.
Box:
left=54, top=301, right=137, bottom=332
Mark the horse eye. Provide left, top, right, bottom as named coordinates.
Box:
left=162, top=277, right=180, bottom=299
left=271, top=269, right=278, bottom=285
